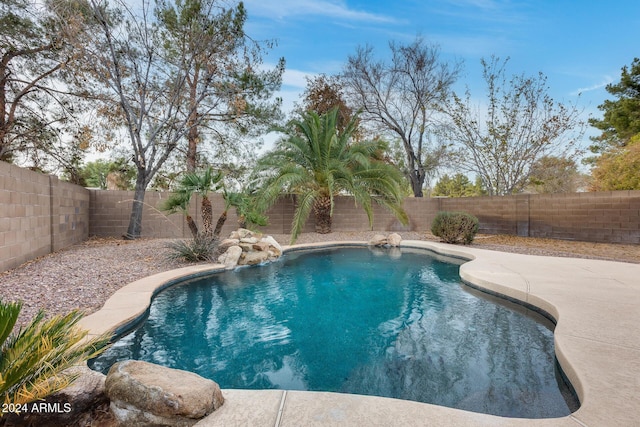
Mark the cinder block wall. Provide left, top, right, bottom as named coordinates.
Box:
left=435, top=192, right=640, bottom=244
left=86, top=190, right=640, bottom=244
left=0, top=161, right=89, bottom=272
left=88, top=191, right=243, bottom=239
left=2, top=156, right=639, bottom=275
left=528, top=191, right=640, bottom=243
left=50, top=178, right=90, bottom=251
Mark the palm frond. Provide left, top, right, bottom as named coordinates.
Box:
left=290, top=190, right=317, bottom=244
left=255, top=107, right=408, bottom=242
left=0, top=301, right=110, bottom=406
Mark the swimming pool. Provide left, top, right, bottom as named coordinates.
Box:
left=90, top=246, right=578, bottom=418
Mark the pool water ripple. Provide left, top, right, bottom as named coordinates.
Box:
left=90, top=246, right=578, bottom=418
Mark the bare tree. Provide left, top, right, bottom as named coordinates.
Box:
left=0, top=0, right=87, bottom=167
left=155, top=0, right=284, bottom=172
left=446, top=57, right=584, bottom=196
left=297, top=74, right=355, bottom=135
left=75, top=0, right=192, bottom=239
left=76, top=0, right=282, bottom=239
left=341, top=37, right=462, bottom=196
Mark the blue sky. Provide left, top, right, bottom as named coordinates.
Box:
left=242, top=0, right=640, bottom=145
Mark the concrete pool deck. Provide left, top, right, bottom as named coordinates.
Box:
left=79, top=240, right=640, bottom=426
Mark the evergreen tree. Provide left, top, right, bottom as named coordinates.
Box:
left=432, top=173, right=483, bottom=197
left=589, top=58, right=640, bottom=153
left=588, top=58, right=640, bottom=190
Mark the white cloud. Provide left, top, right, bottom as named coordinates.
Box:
left=282, top=68, right=315, bottom=89
left=571, top=76, right=613, bottom=96
left=242, top=0, right=397, bottom=23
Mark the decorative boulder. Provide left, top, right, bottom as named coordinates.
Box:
left=368, top=234, right=388, bottom=246
left=240, top=250, right=269, bottom=266
left=105, top=360, right=224, bottom=427
left=252, top=241, right=270, bottom=252
left=237, top=228, right=253, bottom=239
left=218, top=229, right=284, bottom=268
left=262, top=235, right=283, bottom=254
left=218, top=245, right=242, bottom=269
left=218, top=238, right=240, bottom=250
left=388, top=233, right=402, bottom=247
left=54, top=365, right=107, bottom=415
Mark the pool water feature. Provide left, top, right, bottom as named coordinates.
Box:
left=90, top=246, right=579, bottom=418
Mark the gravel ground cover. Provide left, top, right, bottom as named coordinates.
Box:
left=1, top=231, right=638, bottom=329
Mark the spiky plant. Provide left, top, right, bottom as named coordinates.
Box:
left=0, top=300, right=109, bottom=408
left=256, top=107, right=408, bottom=243
left=165, top=235, right=220, bottom=262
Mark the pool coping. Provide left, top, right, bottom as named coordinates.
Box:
left=78, top=240, right=640, bottom=427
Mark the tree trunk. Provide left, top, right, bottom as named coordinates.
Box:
left=237, top=214, right=247, bottom=229
left=313, top=196, right=332, bottom=234
left=185, top=66, right=200, bottom=173
left=409, top=168, right=425, bottom=197
left=185, top=214, right=198, bottom=239
left=201, top=195, right=213, bottom=237
left=186, top=127, right=198, bottom=173
left=213, top=210, right=227, bottom=239
left=125, top=173, right=147, bottom=239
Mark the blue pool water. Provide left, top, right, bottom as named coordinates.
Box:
left=90, top=246, right=578, bottom=418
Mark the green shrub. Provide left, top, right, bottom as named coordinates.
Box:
left=165, top=235, right=219, bottom=262
left=431, top=211, right=479, bottom=244
left=0, top=300, right=109, bottom=407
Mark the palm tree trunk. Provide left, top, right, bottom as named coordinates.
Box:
left=237, top=214, right=247, bottom=229
left=213, top=210, right=227, bottom=239
left=185, top=214, right=199, bottom=239
left=201, top=195, right=213, bottom=237
left=313, top=196, right=332, bottom=234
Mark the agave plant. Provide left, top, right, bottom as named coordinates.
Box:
left=0, top=300, right=109, bottom=408
left=256, top=107, right=408, bottom=243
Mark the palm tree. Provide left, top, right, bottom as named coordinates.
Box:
left=213, top=189, right=268, bottom=237
left=0, top=300, right=109, bottom=406
left=162, top=190, right=199, bottom=239
left=162, top=167, right=223, bottom=239
left=256, top=108, right=408, bottom=243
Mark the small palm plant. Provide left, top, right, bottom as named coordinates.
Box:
left=161, top=190, right=199, bottom=239
left=213, top=189, right=268, bottom=237
left=256, top=107, right=408, bottom=243
left=162, top=167, right=228, bottom=261
left=162, top=166, right=223, bottom=239
left=0, top=300, right=109, bottom=408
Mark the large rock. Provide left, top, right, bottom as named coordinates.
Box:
left=105, top=360, right=224, bottom=427
left=56, top=365, right=107, bottom=413
left=218, top=245, right=242, bottom=269
left=388, top=233, right=402, bottom=247
left=240, top=250, right=269, bottom=266
left=368, top=234, right=387, bottom=246
left=218, top=238, right=239, bottom=250
left=261, top=235, right=283, bottom=254
left=252, top=241, right=270, bottom=252
left=221, top=230, right=284, bottom=269
left=237, top=228, right=253, bottom=239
